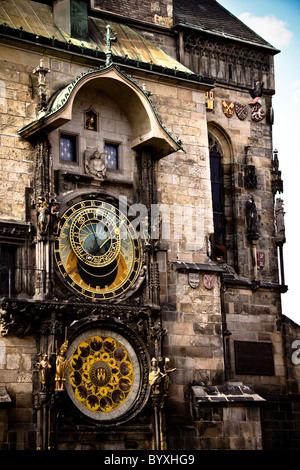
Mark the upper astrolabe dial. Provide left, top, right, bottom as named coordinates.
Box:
left=69, top=205, right=121, bottom=267
left=54, top=199, right=142, bottom=301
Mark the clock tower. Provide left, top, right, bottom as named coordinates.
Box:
left=1, top=0, right=300, bottom=452
left=12, top=59, right=197, bottom=447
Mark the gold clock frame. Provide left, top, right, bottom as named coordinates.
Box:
left=65, top=328, right=142, bottom=422
left=54, top=198, right=142, bottom=301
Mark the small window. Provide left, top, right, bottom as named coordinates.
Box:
left=60, top=134, right=77, bottom=162
left=0, top=244, right=17, bottom=296
left=105, top=143, right=118, bottom=170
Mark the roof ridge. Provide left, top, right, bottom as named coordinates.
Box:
left=173, top=0, right=277, bottom=51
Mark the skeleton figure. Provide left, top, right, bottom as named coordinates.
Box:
left=163, top=358, right=176, bottom=392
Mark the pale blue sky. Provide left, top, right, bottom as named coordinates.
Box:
left=218, top=1, right=300, bottom=324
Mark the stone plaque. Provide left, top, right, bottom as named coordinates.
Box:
left=234, top=341, right=274, bottom=375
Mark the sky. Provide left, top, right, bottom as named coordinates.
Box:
left=218, top=0, right=300, bottom=324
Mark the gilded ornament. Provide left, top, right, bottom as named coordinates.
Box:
left=68, top=335, right=134, bottom=415
left=55, top=340, right=69, bottom=392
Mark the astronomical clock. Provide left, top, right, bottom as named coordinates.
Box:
left=54, top=198, right=142, bottom=301
left=52, top=195, right=154, bottom=426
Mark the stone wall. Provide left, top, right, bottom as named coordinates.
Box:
left=261, top=395, right=300, bottom=450
left=149, top=79, right=224, bottom=418
left=190, top=404, right=263, bottom=450
left=92, top=0, right=173, bottom=27
left=0, top=333, right=36, bottom=450
left=282, top=315, right=300, bottom=395
left=0, top=46, right=36, bottom=222
left=225, top=287, right=285, bottom=394
left=206, top=84, right=278, bottom=281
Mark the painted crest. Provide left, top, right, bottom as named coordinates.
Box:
left=235, top=103, right=248, bottom=120
left=257, top=252, right=265, bottom=270
left=205, top=90, right=214, bottom=111
left=204, top=274, right=214, bottom=290
left=222, top=100, right=234, bottom=118
left=249, top=97, right=266, bottom=122
left=189, top=272, right=199, bottom=289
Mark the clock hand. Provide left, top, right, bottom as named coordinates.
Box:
left=90, top=222, right=108, bottom=246
left=90, top=222, right=99, bottom=243
left=97, top=237, right=110, bottom=251
left=68, top=262, right=84, bottom=275
left=89, top=237, right=110, bottom=256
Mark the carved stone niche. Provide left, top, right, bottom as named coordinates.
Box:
left=244, top=165, right=257, bottom=189
left=85, top=108, right=98, bottom=132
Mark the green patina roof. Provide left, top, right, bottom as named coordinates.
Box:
left=2, top=0, right=213, bottom=152
left=0, top=0, right=192, bottom=73
left=18, top=63, right=186, bottom=152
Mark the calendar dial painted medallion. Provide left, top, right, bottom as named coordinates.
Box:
left=66, top=329, right=142, bottom=422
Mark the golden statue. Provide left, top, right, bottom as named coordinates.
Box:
left=149, top=357, right=176, bottom=394
left=149, top=357, right=164, bottom=394
left=37, top=353, right=52, bottom=391
left=55, top=341, right=69, bottom=391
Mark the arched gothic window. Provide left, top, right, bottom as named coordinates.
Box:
left=209, top=136, right=225, bottom=262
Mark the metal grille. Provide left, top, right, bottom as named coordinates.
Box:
left=0, top=267, right=46, bottom=298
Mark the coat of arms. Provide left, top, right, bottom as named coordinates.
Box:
left=257, top=252, right=265, bottom=270
left=249, top=97, right=266, bottom=122
left=204, top=274, right=214, bottom=290
left=235, top=103, right=248, bottom=120
left=222, top=100, right=234, bottom=118
left=189, top=272, right=199, bottom=288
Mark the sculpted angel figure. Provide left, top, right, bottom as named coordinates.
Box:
left=85, top=149, right=106, bottom=179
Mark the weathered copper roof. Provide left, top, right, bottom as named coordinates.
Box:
left=173, top=0, right=278, bottom=51
left=0, top=0, right=66, bottom=40
left=18, top=64, right=186, bottom=157
left=0, top=0, right=191, bottom=72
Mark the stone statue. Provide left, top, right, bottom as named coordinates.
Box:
left=55, top=341, right=69, bottom=392
left=250, top=80, right=264, bottom=98
left=246, top=197, right=259, bottom=242
left=85, top=149, right=106, bottom=180
left=275, top=198, right=286, bottom=244
left=37, top=353, right=52, bottom=391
